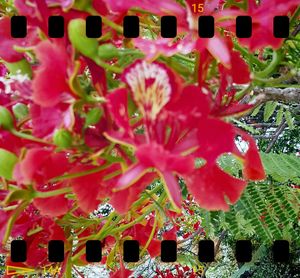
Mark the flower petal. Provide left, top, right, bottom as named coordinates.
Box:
left=186, top=164, right=247, bottom=211
left=32, top=41, right=70, bottom=107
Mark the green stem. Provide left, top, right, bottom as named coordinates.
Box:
left=233, top=41, right=265, bottom=69
left=131, top=181, right=162, bottom=208
left=101, top=17, right=123, bottom=34
left=140, top=213, right=157, bottom=257
left=255, top=50, right=282, bottom=78
left=11, top=130, right=53, bottom=145
left=3, top=201, right=29, bottom=244
left=253, top=70, right=296, bottom=85
left=173, top=53, right=195, bottom=64
left=108, top=205, right=155, bottom=235
left=49, top=163, right=111, bottom=183
left=34, top=187, right=72, bottom=198
left=234, top=84, right=253, bottom=101
left=71, top=212, right=121, bottom=262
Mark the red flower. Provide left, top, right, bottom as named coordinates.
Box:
left=106, top=60, right=265, bottom=212
left=106, top=60, right=198, bottom=211
left=13, top=148, right=71, bottom=217
left=221, top=0, right=299, bottom=51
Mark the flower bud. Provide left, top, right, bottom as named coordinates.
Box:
left=53, top=129, right=72, bottom=148
left=97, top=43, right=120, bottom=60
left=0, top=106, right=14, bottom=130
left=68, top=19, right=99, bottom=59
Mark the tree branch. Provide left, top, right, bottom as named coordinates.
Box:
left=265, top=120, right=287, bottom=153
left=250, top=87, right=300, bottom=105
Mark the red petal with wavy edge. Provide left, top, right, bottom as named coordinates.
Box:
left=70, top=164, right=119, bottom=213
left=186, top=164, right=247, bottom=211
left=196, top=118, right=236, bottom=164
left=33, top=194, right=69, bottom=217
left=136, top=143, right=195, bottom=174
left=32, top=41, right=70, bottom=107
left=14, top=148, right=70, bottom=185
left=163, top=227, right=177, bottom=240
left=147, top=239, right=161, bottom=257
left=229, top=50, right=251, bottom=84
left=110, top=172, right=157, bottom=214
left=70, top=165, right=104, bottom=213
left=92, top=0, right=109, bottom=15
left=234, top=128, right=266, bottom=181
left=14, top=149, right=49, bottom=185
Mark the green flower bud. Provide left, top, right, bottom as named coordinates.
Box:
left=68, top=19, right=99, bottom=59
left=85, top=107, right=103, bottom=127
left=0, top=106, right=14, bottom=130
left=97, top=43, right=120, bottom=60
left=53, top=129, right=73, bottom=148
left=12, top=103, right=29, bottom=120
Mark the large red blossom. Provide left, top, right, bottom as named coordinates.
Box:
left=106, top=60, right=265, bottom=211
left=106, top=60, right=199, bottom=210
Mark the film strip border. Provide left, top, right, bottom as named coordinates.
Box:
left=10, top=239, right=291, bottom=263
left=10, top=15, right=291, bottom=39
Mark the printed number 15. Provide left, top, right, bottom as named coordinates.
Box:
left=192, top=3, right=204, bottom=13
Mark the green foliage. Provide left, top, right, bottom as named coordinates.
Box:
left=251, top=102, right=296, bottom=128
left=263, top=101, right=277, bottom=122
left=200, top=153, right=300, bottom=245
left=261, top=152, right=300, bottom=183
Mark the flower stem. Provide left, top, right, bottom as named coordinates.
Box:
left=11, top=130, right=53, bottom=145
left=49, top=163, right=111, bottom=183
left=34, top=187, right=72, bottom=198
left=140, top=213, right=157, bottom=257
left=3, top=201, right=30, bottom=244
left=101, top=17, right=123, bottom=34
